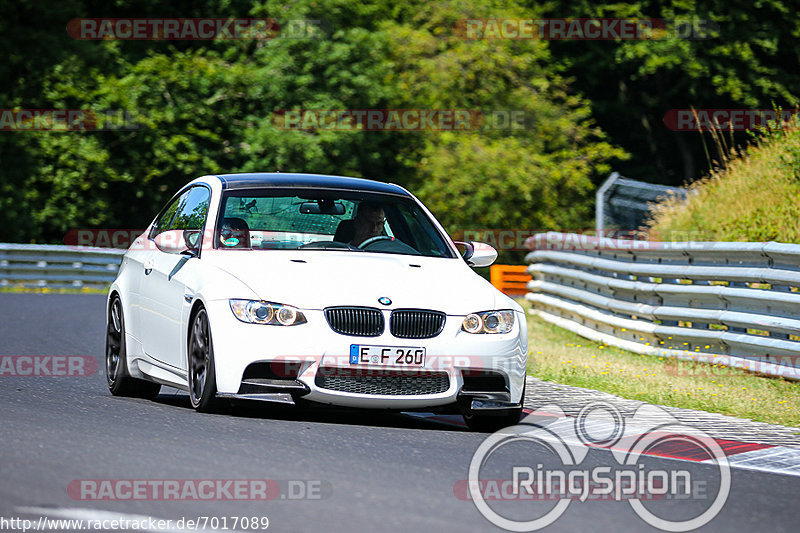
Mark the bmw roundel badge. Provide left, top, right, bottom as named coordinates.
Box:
left=378, top=297, right=392, bottom=306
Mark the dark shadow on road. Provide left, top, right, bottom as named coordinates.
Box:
left=150, top=390, right=469, bottom=432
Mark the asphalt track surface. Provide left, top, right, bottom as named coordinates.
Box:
left=1, top=293, right=798, bottom=532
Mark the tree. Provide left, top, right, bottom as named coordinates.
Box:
left=382, top=1, right=626, bottom=235
left=535, top=0, right=800, bottom=183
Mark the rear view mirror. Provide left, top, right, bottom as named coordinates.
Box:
left=300, top=200, right=346, bottom=215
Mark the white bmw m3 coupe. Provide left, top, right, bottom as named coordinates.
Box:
left=105, top=173, right=528, bottom=430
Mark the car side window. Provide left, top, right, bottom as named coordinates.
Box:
left=171, top=187, right=211, bottom=231
left=149, top=192, right=187, bottom=239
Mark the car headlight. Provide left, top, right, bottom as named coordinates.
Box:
left=461, top=310, right=515, bottom=334
left=229, top=299, right=307, bottom=326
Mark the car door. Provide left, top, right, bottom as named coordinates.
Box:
left=126, top=193, right=184, bottom=340
left=139, top=186, right=211, bottom=371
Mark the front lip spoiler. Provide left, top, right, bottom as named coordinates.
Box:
left=218, top=383, right=521, bottom=410
left=217, top=392, right=297, bottom=405
left=237, top=378, right=310, bottom=394
left=457, top=391, right=521, bottom=411
left=218, top=378, right=311, bottom=405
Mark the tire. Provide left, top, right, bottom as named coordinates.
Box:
left=461, top=377, right=526, bottom=432
left=187, top=307, right=221, bottom=412
left=106, top=295, right=161, bottom=399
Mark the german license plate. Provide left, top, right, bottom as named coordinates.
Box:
left=349, top=345, right=426, bottom=367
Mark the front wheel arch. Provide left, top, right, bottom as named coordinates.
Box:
left=187, top=302, right=222, bottom=412
left=187, top=298, right=219, bottom=386
left=105, top=292, right=160, bottom=399
left=186, top=299, right=207, bottom=357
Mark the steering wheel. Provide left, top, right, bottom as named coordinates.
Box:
left=358, top=235, right=394, bottom=249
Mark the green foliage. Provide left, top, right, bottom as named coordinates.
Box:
left=2, top=0, right=628, bottom=244
left=533, top=0, right=800, bottom=183
left=4, top=0, right=797, bottom=245
left=30, top=49, right=259, bottom=237
left=383, top=1, right=626, bottom=234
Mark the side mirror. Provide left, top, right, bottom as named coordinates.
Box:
left=454, top=241, right=497, bottom=268
left=153, top=229, right=193, bottom=255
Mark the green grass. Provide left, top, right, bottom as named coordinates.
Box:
left=522, top=300, right=800, bottom=427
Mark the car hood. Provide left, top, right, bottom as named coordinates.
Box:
left=201, top=250, right=512, bottom=314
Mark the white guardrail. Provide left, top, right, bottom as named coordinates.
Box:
left=525, top=232, right=800, bottom=380
left=0, top=244, right=124, bottom=289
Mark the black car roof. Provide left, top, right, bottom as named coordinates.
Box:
left=214, top=173, right=409, bottom=196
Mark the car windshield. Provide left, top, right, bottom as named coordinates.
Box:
left=214, top=189, right=457, bottom=258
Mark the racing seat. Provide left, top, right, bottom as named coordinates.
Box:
left=333, top=219, right=355, bottom=243
left=220, top=217, right=251, bottom=248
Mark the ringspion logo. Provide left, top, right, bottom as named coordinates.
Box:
left=466, top=402, right=730, bottom=531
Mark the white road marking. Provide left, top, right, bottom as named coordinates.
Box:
left=714, top=446, right=800, bottom=477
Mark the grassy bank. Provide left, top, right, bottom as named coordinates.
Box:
left=648, top=129, right=800, bottom=242
left=523, top=301, right=800, bottom=427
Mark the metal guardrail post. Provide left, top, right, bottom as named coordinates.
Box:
left=596, top=173, right=686, bottom=233
left=595, top=172, right=619, bottom=233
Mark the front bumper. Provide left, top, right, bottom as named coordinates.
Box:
left=206, top=300, right=528, bottom=410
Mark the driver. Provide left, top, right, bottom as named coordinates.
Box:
left=350, top=202, right=386, bottom=247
